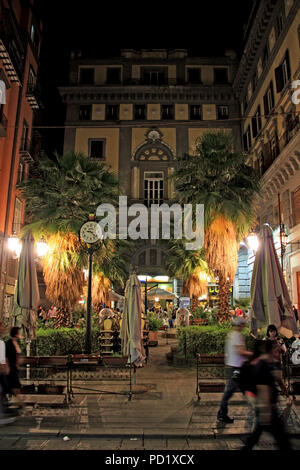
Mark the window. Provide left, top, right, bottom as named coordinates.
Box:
left=243, top=95, right=248, bottom=114
left=275, top=14, right=284, bottom=39
left=144, top=171, right=164, bottom=207
left=88, top=139, right=105, bottom=160
left=138, top=251, right=146, bottom=266
left=106, top=67, right=121, bottom=84
left=262, top=44, right=269, bottom=68
left=79, top=105, right=92, bottom=120
left=263, top=81, right=274, bottom=117
left=243, top=126, right=252, bottom=151
left=142, top=69, right=167, bottom=85
left=161, top=105, right=174, bottom=120
left=190, top=105, right=202, bottom=120
left=79, top=68, right=94, bottom=85
left=150, top=249, right=157, bottom=266
left=252, top=69, right=258, bottom=93
left=251, top=105, right=262, bottom=138
left=187, top=68, right=201, bottom=84
left=27, top=66, right=36, bottom=93
left=20, top=122, right=29, bottom=150
left=217, top=106, right=229, bottom=120
left=17, top=160, right=25, bottom=183
left=30, top=23, right=39, bottom=51
left=12, top=198, right=23, bottom=235
left=214, top=68, right=228, bottom=84
left=134, top=104, right=146, bottom=120
left=106, top=104, right=119, bottom=120
left=270, top=133, right=279, bottom=160
left=275, top=50, right=291, bottom=93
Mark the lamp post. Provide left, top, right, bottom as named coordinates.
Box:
left=78, top=215, right=103, bottom=354
left=137, top=275, right=158, bottom=314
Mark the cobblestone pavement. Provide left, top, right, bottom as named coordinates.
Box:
left=1, top=334, right=300, bottom=451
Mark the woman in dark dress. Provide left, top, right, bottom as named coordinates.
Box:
left=6, top=327, right=23, bottom=408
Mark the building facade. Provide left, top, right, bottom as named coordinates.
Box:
left=234, top=0, right=300, bottom=308
left=59, top=48, right=241, bottom=297
left=0, top=0, right=42, bottom=319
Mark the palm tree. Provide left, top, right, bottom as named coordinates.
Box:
left=164, top=239, right=210, bottom=314
left=171, top=131, right=260, bottom=322
left=18, top=151, right=123, bottom=325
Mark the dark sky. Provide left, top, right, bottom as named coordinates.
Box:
left=34, top=0, right=254, bottom=154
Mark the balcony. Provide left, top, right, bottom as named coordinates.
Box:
left=0, top=109, right=8, bottom=137
left=19, top=138, right=34, bottom=162
left=26, top=83, right=41, bottom=109
left=260, top=117, right=300, bottom=175
left=0, top=8, right=25, bottom=84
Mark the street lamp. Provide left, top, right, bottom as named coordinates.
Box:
left=137, top=275, right=159, bottom=314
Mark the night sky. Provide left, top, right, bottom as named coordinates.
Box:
left=34, top=0, right=254, bottom=154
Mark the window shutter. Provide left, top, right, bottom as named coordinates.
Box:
left=270, top=81, right=274, bottom=108
left=285, top=49, right=291, bottom=79
left=252, top=116, right=258, bottom=138
left=275, top=64, right=284, bottom=93
left=243, top=133, right=248, bottom=151
left=264, top=92, right=269, bottom=117
left=294, top=188, right=300, bottom=226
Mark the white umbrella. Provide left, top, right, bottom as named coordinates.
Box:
left=120, top=274, right=145, bottom=367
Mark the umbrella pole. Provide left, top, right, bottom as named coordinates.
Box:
left=26, top=340, right=31, bottom=380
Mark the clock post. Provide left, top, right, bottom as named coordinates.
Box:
left=79, top=214, right=103, bottom=354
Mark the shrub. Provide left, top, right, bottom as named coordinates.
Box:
left=177, top=325, right=266, bottom=358
left=21, top=328, right=100, bottom=356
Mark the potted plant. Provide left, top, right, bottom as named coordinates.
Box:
left=147, top=313, right=164, bottom=346
left=191, top=306, right=208, bottom=325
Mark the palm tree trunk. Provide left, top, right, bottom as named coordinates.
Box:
left=217, top=274, right=231, bottom=323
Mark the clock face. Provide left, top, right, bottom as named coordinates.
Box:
left=80, top=221, right=102, bottom=244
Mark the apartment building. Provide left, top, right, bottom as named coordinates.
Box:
left=234, top=0, right=300, bottom=307
left=59, top=48, right=241, bottom=296
left=0, top=0, right=42, bottom=318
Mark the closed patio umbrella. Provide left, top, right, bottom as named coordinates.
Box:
left=250, top=224, right=298, bottom=338
left=120, top=273, right=145, bottom=367
left=12, top=230, right=40, bottom=345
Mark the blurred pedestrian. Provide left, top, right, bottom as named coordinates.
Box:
left=48, top=305, right=57, bottom=319
left=6, top=327, right=24, bottom=409
left=241, top=340, right=292, bottom=451
left=0, top=323, right=17, bottom=425
left=292, top=305, right=299, bottom=325
left=217, top=317, right=252, bottom=423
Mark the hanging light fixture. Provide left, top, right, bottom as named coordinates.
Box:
left=36, top=237, right=49, bottom=257
left=247, top=231, right=259, bottom=252
left=8, top=233, right=22, bottom=258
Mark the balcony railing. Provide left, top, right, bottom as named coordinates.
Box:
left=26, top=83, right=41, bottom=109
left=0, top=7, right=25, bottom=82
left=260, top=117, right=300, bottom=175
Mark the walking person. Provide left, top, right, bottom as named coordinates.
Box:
left=241, top=340, right=292, bottom=451
left=6, top=327, right=24, bottom=409
left=0, top=323, right=17, bottom=425
left=217, top=317, right=252, bottom=423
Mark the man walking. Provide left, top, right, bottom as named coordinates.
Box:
left=217, top=317, right=252, bottom=423
left=241, top=339, right=292, bottom=451
left=0, top=322, right=17, bottom=425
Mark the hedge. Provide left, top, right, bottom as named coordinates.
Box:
left=177, top=325, right=266, bottom=359
left=20, top=328, right=100, bottom=356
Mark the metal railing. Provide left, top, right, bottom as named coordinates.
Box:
left=260, top=117, right=300, bottom=175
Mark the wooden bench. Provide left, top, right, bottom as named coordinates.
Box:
left=20, top=356, right=69, bottom=403
left=196, top=354, right=226, bottom=400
